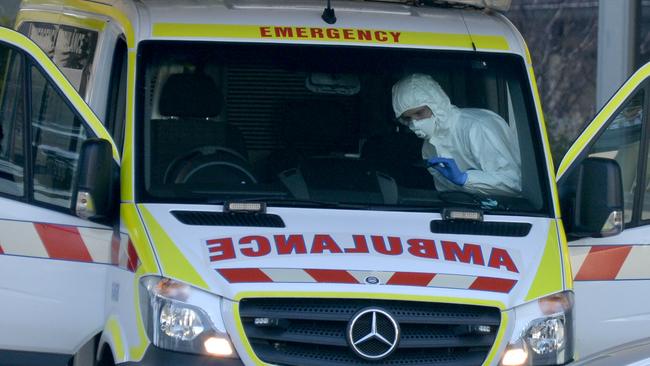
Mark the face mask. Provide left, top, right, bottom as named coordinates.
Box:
left=409, top=116, right=437, bottom=140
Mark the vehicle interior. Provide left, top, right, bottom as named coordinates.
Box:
left=138, top=42, right=548, bottom=213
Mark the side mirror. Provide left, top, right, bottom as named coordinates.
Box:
left=572, top=157, right=624, bottom=237
left=75, top=138, right=118, bottom=222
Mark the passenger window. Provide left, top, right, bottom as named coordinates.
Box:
left=30, top=66, right=88, bottom=209
left=20, top=22, right=98, bottom=96
left=105, top=39, right=127, bottom=151
left=53, top=25, right=98, bottom=96
left=588, top=91, right=644, bottom=224
left=0, top=45, right=25, bottom=197
left=19, top=22, right=57, bottom=58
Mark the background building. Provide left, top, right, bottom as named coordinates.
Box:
left=0, top=0, right=648, bottom=162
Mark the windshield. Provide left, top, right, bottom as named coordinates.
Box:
left=137, top=41, right=551, bottom=215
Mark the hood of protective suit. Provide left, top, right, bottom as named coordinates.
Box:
left=392, top=74, right=458, bottom=137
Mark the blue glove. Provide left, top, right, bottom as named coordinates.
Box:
left=427, top=157, right=468, bottom=186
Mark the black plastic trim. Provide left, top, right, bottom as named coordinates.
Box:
left=119, top=345, right=244, bottom=366
left=0, top=349, right=71, bottom=366
left=430, top=220, right=532, bottom=237
left=172, top=210, right=285, bottom=227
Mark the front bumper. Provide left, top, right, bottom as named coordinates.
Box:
left=120, top=346, right=244, bottom=366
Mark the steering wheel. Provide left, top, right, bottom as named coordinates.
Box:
left=164, top=145, right=257, bottom=185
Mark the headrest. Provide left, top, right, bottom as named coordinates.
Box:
left=159, top=73, right=222, bottom=118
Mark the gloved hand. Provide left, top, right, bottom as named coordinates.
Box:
left=427, top=157, right=468, bottom=186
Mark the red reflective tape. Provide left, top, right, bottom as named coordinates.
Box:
left=575, top=245, right=633, bottom=281
left=34, top=223, right=92, bottom=262
left=126, top=240, right=138, bottom=272
left=470, top=277, right=517, bottom=293
left=304, top=269, right=358, bottom=284
left=0, top=245, right=4, bottom=254
left=387, top=272, right=435, bottom=286
left=219, top=268, right=272, bottom=283
left=111, top=234, right=121, bottom=265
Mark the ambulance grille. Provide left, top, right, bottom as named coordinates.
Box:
left=238, top=298, right=501, bottom=366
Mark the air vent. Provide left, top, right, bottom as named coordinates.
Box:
left=172, top=211, right=285, bottom=227
left=430, top=220, right=531, bottom=237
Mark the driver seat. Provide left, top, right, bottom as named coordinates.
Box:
left=152, top=72, right=254, bottom=185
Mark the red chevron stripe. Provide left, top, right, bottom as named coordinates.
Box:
left=469, top=277, right=517, bottom=293
left=575, top=245, right=632, bottom=281
left=126, top=240, right=139, bottom=272
left=34, top=223, right=92, bottom=262
left=219, top=268, right=272, bottom=283
left=387, top=272, right=435, bottom=286
left=305, top=269, right=359, bottom=284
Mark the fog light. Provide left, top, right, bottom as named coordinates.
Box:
left=160, top=302, right=205, bottom=341
left=204, top=337, right=233, bottom=356
left=502, top=347, right=528, bottom=366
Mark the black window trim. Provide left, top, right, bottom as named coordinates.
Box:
left=638, top=81, right=650, bottom=225
left=0, top=42, right=28, bottom=203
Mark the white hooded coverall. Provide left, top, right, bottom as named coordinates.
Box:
left=392, top=74, right=522, bottom=196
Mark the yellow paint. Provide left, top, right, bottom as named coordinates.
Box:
left=152, top=23, right=509, bottom=50
left=233, top=291, right=506, bottom=365
left=525, top=222, right=563, bottom=301
left=121, top=203, right=158, bottom=273
left=557, top=62, right=650, bottom=179
left=484, top=311, right=509, bottom=366
left=105, top=316, right=126, bottom=361
left=0, top=27, right=119, bottom=161
left=529, top=65, right=562, bottom=217
left=17, top=9, right=106, bottom=31
left=121, top=50, right=136, bottom=202
left=138, top=205, right=209, bottom=290
left=129, top=267, right=151, bottom=361
left=557, top=220, right=573, bottom=289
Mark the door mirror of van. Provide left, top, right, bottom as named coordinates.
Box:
left=75, top=138, right=118, bottom=222
left=572, top=157, right=624, bottom=238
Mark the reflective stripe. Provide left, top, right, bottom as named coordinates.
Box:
left=219, top=268, right=518, bottom=293
left=78, top=226, right=113, bottom=263
left=0, top=219, right=138, bottom=271
left=525, top=222, right=564, bottom=301
left=35, top=223, right=93, bottom=262
left=568, top=245, right=650, bottom=281
left=138, top=205, right=209, bottom=289
left=574, top=245, right=633, bottom=281
left=152, top=23, right=509, bottom=50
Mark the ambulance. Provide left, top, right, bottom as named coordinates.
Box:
left=0, top=0, right=649, bottom=365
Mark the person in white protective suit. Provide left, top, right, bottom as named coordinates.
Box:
left=392, top=73, right=521, bottom=196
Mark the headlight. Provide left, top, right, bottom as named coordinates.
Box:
left=501, top=291, right=574, bottom=366
left=139, top=276, right=238, bottom=358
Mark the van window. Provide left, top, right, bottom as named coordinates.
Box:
left=20, top=22, right=98, bottom=96
left=30, top=65, right=88, bottom=209
left=0, top=45, right=25, bottom=197
left=137, top=42, right=550, bottom=215
left=588, top=91, right=644, bottom=224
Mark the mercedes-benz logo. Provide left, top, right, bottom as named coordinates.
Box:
left=347, top=307, right=400, bottom=360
